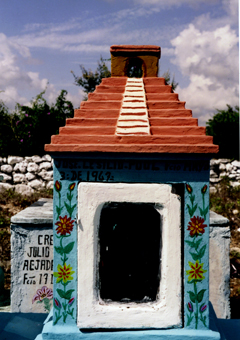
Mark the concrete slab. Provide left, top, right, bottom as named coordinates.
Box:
left=0, top=313, right=46, bottom=340
left=11, top=198, right=53, bottom=225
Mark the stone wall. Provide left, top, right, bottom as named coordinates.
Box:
left=0, top=155, right=53, bottom=195
left=0, top=156, right=240, bottom=195
left=210, top=158, right=240, bottom=193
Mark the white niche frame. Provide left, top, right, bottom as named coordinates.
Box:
left=77, top=182, right=181, bottom=329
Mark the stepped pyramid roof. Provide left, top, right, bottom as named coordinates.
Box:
left=45, top=45, right=218, bottom=154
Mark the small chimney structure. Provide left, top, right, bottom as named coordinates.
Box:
left=38, top=45, right=221, bottom=340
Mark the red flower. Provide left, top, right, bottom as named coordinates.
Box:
left=55, top=181, right=62, bottom=192
left=54, top=298, right=61, bottom=309
left=68, top=297, right=75, bottom=306
left=69, top=183, right=76, bottom=191
left=186, top=183, right=192, bottom=193
left=187, top=302, right=193, bottom=313
left=201, top=184, right=207, bottom=194
left=200, top=304, right=207, bottom=313
left=187, top=216, right=207, bottom=237
left=55, top=215, right=74, bottom=235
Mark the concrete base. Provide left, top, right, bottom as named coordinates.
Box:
left=36, top=322, right=221, bottom=340
left=35, top=303, right=223, bottom=340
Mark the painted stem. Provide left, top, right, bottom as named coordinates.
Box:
left=60, top=237, right=67, bottom=263
left=194, top=281, right=199, bottom=329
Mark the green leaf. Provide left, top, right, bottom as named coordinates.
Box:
left=199, top=207, right=203, bottom=215
left=186, top=313, right=194, bottom=326
left=187, top=204, right=193, bottom=217
left=190, top=252, right=201, bottom=261
left=185, top=240, right=195, bottom=248
left=67, top=192, right=73, bottom=201
left=65, top=289, right=75, bottom=300
left=190, top=194, right=195, bottom=204
left=192, top=204, right=198, bottom=215
left=56, top=205, right=63, bottom=216
left=55, top=246, right=64, bottom=255
left=198, top=245, right=207, bottom=259
left=57, top=288, right=74, bottom=300
left=57, top=288, right=66, bottom=299
left=63, top=241, right=75, bottom=254
left=187, top=291, right=196, bottom=303
left=197, top=289, right=206, bottom=303
left=64, top=202, right=76, bottom=217
left=64, top=202, right=71, bottom=213
left=195, top=238, right=202, bottom=250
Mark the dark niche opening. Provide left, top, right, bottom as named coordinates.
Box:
left=126, top=58, right=143, bottom=78
left=98, top=202, right=161, bottom=303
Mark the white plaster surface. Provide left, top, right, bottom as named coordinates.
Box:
left=116, top=78, right=150, bottom=136
left=77, top=182, right=181, bottom=329
left=209, top=211, right=230, bottom=319
left=11, top=199, right=53, bottom=313
left=11, top=226, right=53, bottom=313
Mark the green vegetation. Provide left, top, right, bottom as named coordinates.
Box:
left=0, top=101, right=16, bottom=157
left=210, top=177, right=240, bottom=261
left=161, top=70, right=178, bottom=91
left=206, top=105, right=239, bottom=160
left=72, top=56, right=111, bottom=99
left=0, top=90, right=74, bottom=157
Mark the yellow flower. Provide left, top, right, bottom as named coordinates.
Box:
left=53, top=263, right=75, bottom=283
left=186, top=260, right=207, bottom=281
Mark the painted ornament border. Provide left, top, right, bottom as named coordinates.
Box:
left=53, top=180, right=77, bottom=325
left=185, top=183, right=209, bottom=329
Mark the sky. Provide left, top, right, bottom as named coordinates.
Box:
left=0, top=0, right=238, bottom=125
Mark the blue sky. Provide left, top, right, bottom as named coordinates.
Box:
left=0, top=0, right=238, bottom=125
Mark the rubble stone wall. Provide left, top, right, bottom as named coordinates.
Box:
left=0, top=155, right=53, bottom=195
left=0, top=156, right=240, bottom=194
left=210, top=159, right=240, bottom=193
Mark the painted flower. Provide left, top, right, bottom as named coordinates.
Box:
left=200, top=304, right=207, bottom=313
left=187, top=302, right=193, bottom=313
left=54, top=180, right=62, bottom=192
left=32, top=286, right=53, bottom=304
left=69, top=183, right=76, bottom=191
left=25, top=114, right=28, bottom=117
left=186, top=260, right=207, bottom=282
left=68, top=297, right=75, bottom=306
left=55, top=215, right=74, bottom=235
left=186, top=183, right=192, bottom=193
left=201, top=185, right=208, bottom=194
left=54, top=297, right=62, bottom=309
left=187, top=216, right=207, bottom=237
left=53, top=263, right=75, bottom=283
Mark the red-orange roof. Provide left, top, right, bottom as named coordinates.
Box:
left=45, top=77, right=219, bottom=154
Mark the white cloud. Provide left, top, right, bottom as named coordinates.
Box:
left=133, top=0, right=218, bottom=8
left=0, top=33, right=57, bottom=111
left=170, top=22, right=239, bottom=124
left=66, top=89, right=84, bottom=109
left=177, top=74, right=239, bottom=125
left=222, top=0, right=238, bottom=18
left=171, top=24, right=238, bottom=84
left=0, top=86, right=28, bottom=109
